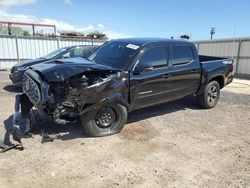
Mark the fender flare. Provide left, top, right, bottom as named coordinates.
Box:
left=197, top=74, right=225, bottom=95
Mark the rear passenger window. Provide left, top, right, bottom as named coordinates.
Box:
left=138, top=47, right=168, bottom=69
left=171, top=46, right=194, bottom=66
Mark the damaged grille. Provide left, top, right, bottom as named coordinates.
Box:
left=23, top=73, right=41, bottom=105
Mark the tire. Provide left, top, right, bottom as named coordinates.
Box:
left=80, top=103, right=128, bottom=137
left=197, top=81, right=220, bottom=109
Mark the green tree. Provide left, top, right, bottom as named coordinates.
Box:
left=23, top=31, right=30, bottom=36
left=180, top=34, right=191, bottom=40
left=0, top=25, right=29, bottom=36
left=86, top=31, right=108, bottom=39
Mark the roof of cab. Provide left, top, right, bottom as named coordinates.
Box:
left=111, top=38, right=193, bottom=46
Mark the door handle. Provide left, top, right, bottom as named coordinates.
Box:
left=190, top=69, right=198, bottom=73
left=162, top=74, right=170, bottom=78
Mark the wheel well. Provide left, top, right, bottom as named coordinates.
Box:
left=209, top=76, right=224, bottom=88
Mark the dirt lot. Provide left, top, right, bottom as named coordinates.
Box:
left=0, top=71, right=250, bottom=188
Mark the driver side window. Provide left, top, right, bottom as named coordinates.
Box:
left=138, top=46, right=168, bottom=70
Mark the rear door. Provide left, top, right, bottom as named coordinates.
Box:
left=166, top=45, right=201, bottom=98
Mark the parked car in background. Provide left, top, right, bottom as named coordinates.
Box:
left=9, top=45, right=99, bottom=86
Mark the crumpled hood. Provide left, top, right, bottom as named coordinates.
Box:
left=30, top=57, right=116, bottom=82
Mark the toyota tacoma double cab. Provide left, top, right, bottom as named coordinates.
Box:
left=19, top=38, right=234, bottom=137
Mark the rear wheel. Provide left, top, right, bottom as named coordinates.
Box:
left=197, top=81, right=220, bottom=109
left=80, top=103, right=128, bottom=137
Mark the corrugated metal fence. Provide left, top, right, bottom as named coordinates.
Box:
left=0, top=35, right=105, bottom=69
left=1, top=35, right=250, bottom=77
left=194, top=37, right=250, bottom=78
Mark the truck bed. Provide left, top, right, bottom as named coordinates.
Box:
left=199, top=55, right=234, bottom=88
left=199, top=55, right=229, bottom=63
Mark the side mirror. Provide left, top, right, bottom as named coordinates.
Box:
left=134, top=65, right=153, bottom=74
left=142, top=66, right=153, bottom=72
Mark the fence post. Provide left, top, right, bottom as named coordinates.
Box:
left=196, top=43, right=200, bottom=51
left=15, top=35, right=20, bottom=64
left=57, top=36, right=60, bottom=49
left=235, top=40, right=242, bottom=77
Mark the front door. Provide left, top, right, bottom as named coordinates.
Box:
left=130, top=46, right=171, bottom=109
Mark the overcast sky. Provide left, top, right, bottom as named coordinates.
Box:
left=0, top=0, right=249, bottom=40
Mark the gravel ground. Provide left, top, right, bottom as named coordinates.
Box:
left=0, top=71, right=250, bottom=188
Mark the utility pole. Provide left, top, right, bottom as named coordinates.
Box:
left=210, top=27, right=215, bottom=40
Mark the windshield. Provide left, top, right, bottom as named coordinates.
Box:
left=88, top=41, right=140, bottom=69
left=42, top=47, right=68, bottom=59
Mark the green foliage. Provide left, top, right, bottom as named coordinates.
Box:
left=0, top=25, right=30, bottom=36
left=23, top=31, right=30, bottom=36
left=86, top=31, right=108, bottom=39
left=180, top=34, right=191, bottom=40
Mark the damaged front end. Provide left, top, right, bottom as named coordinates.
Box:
left=2, top=64, right=128, bottom=152
left=1, top=58, right=130, bottom=151
left=21, top=59, right=129, bottom=123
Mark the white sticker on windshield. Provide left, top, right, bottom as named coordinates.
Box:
left=126, top=44, right=139, bottom=50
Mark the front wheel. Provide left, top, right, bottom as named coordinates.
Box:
left=197, top=81, right=220, bottom=109
left=80, top=103, right=128, bottom=137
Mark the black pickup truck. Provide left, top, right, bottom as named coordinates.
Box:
left=20, top=38, right=234, bottom=137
